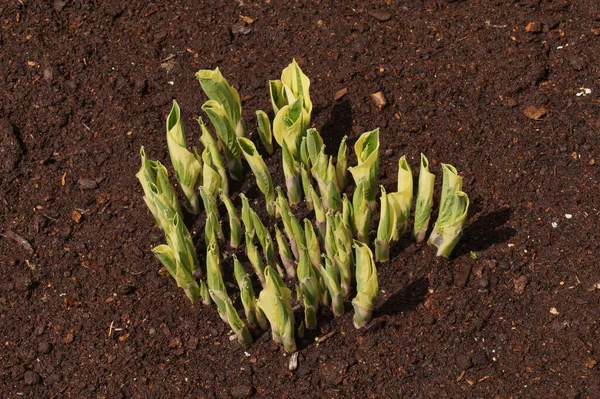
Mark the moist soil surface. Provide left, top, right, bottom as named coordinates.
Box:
left=1, top=1, right=600, bottom=398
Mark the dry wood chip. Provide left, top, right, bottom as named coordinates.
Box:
left=4, top=230, right=34, bottom=253
left=370, top=91, right=387, bottom=110
left=523, top=106, right=547, bottom=120
left=334, top=88, right=348, bottom=101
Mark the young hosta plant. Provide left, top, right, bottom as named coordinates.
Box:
left=257, top=266, right=297, bottom=353
left=305, top=128, right=324, bottom=169
left=136, top=148, right=181, bottom=234
left=199, top=186, right=224, bottom=243
left=239, top=193, right=254, bottom=239
left=245, top=232, right=266, bottom=287
left=273, top=95, right=309, bottom=162
left=336, top=136, right=348, bottom=190
left=388, top=156, right=413, bottom=240
left=196, top=68, right=246, bottom=137
left=269, top=59, right=312, bottom=118
left=348, top=128, right=380, bottom=210
left=352, top=180, right=373, bottom=243
left=281, top=141, right=302, bottom=208
left=312, top=150, right=341, bottom=212
left=152, top=213, right=202, bottom=302
left=303, top=219, right=321, bottom=269
left=276, top=188, right=299, bottom=259
left=375, top=186, right=397, bottom=262
left=201, top=147, right=223, bottom=198
left=234, top=255, right=268, bottom=330
left=206, top=243, right=252, bottom=347
left=199, top=117, right=229, bottom=195
left=255, top=110, right=274, bottom=155
left=428, top=164, right=469, bottom=258
left=413, top=153, right=435, bottom=243
left=300, top=165, right=313, bottom=210
left=251, top=210, right=282, bottom=276
left=166, top=101, right=202, bottom=214
left=310, top=184, right=326, bottom=239
left=219, top=190, right=242, bottom=248
left=202, top=100, right=244, bottom=181
left=352, top=241, right=378, bottom=328
left=238, top=137, right=276, bottom=216
left=297, top=246, right=320, bottom=330
left=320, top=255, right=344, bottom=317
left=275, top=225, right=296, bottom=278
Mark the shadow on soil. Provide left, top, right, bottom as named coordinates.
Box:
left=377, top=277, right=429, bottom=317
left=454, top=205, right=515, bottom=258
left=319, top=99, right=353, bottom=152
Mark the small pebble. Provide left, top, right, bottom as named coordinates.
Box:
left=37, top=341, right=53, bottom=354
left=565, top=214, right=572, bottom=219
left=551, top=222, right=558, bottom=228
left=78, top=177, right=98, bottom=190
left=230, top=384, right=255, bottom=399
left=514, top=275, right=528, bottom=294
left=24, top=370, right=42, bottom=386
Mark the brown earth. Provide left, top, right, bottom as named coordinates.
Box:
left=1, top=0, right=600, bottom=398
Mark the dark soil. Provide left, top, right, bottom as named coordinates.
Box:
left=2, top=0, right=600, bottom=397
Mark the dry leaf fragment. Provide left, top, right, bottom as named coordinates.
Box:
left=523, top=106, right=547, bottom=120
left=370, top=91, right=387, bottom=110
left=334, top=88, right=348, bottom=101
left=240, top=15, right=254, bottom=25
left=71, top=209, right=82, bottom=223
left=64, top=329, right=74, bottom=344
left=525, top=22, right=542, bottom=33
left=585, top=359, right=597, bottom=369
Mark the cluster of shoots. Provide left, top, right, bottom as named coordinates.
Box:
left=136, top=60, right=469, bottom=352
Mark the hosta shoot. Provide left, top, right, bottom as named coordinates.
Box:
left=348, top=128, right=380, bottom=210
left=275, top=225, right=296, bottom=278
left=255, top=110, right=274, bottom=155
left=387, top=156, right=413, bottom=240
left=166, top=101, right=202, bottom=214
left=336, top=136, right=348, bottom=190
left=320, top=255, right=344, bottom=317
left=238, top=137, right=276, bottom=216
left=239, top=193, right=254, bottom=239
left=310, top=184, right=326, bottom=239
left=375, top=186, right=397, bottom=262
left=219, top=190, right=242, bottom=248
left=136, top=148, right=181, bottom=235
left=352, top=241, right=378, bottom=328
left=413, top=153, right=435, bottom=243
left=198, top=117, right=229, bottom=195
left=245, top=232, right=266, bottom=287
left=297, top=246, right=320, bottom=330
left=202, top=100, right=244, bottom=181
left=257, top=266, right=297, bottom=352
left=234, top=255, right=268, bottom=330
left=352, top=180, right=373, bottom=243
left=196, top=67, right=246, bottom=137
left=281, top=141, right=301, bottom=208
left=428, top=164, right=469, bottom=258
left=303, top=219, right=321, bottom=269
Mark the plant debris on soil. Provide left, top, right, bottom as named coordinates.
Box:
left=1, top=1, right=599, bottom=398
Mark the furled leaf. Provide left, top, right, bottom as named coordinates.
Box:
left=428, top=164, right=469, bottom=257
left=255, top=110, right=274, bottom=155
left=256, top=267, right=296, bottom=352
left=166, top=101, right=202, bottom=214
left=348, top=129, right=380, bottom=209
left=413, top=153, right=435, bottom=243
left=238, top=137, right=276, bottom=215
left=352, top=241, right=378, bottom=328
